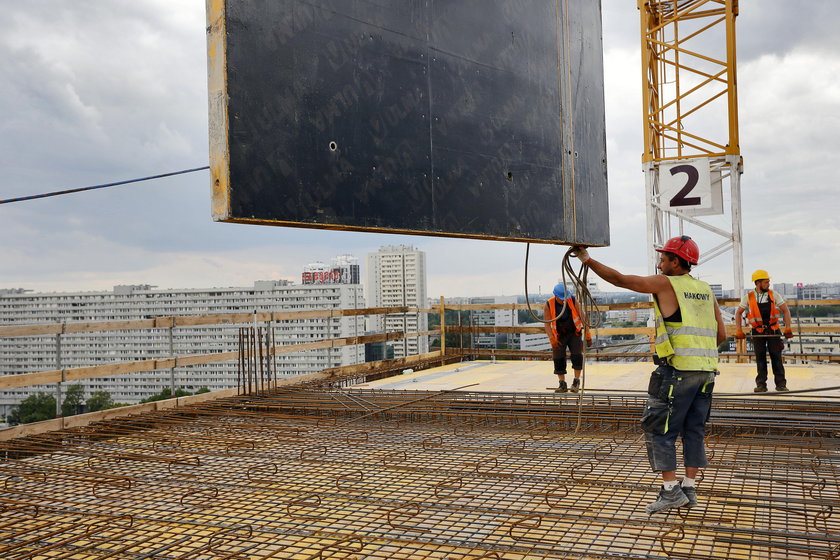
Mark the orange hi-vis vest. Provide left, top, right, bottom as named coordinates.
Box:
left=747, top=290, right=781, bottom=333
left=548, top=296, right=583, bottom=337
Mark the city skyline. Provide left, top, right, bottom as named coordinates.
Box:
left=1, top=2, right=839, bottom=296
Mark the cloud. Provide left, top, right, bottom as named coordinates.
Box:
left=1, top=1, right=839, bottom=300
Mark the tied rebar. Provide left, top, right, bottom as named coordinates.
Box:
left=238, top=326, right=276, bottom=395
left=0, top=387, right=838, bottom=559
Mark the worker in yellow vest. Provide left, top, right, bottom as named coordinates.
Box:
left=572, top=236, right=726, bottom=515
left=543, top=283, right=592, bottom=393
left=734, top=270, right=793, bottom=392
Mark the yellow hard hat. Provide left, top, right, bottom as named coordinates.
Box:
left=751, top=269, right=770, bottom=283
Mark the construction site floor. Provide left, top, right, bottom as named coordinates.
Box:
left=0, top=361, right=838, bottom=559
left=356, top=360, right=840, bottom=399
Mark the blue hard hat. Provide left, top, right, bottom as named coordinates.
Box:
left=552, top=283, right=566, bottom=299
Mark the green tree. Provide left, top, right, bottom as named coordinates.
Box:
left=61, top=384, right=85, bottom=417
left=8, top=392, right=56, bottom=425
left=86, top=390, right=115, bottom=412
left=139, top=387, right=192, bottom=404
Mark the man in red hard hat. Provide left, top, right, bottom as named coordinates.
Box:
left=572, top=236, right=726, bottom=514
left=734, top=270, right=793, bottom=392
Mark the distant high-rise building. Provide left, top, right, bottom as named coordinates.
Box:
left=301, top=255, right=360, bottom=285
left=469, top=296, right=518, bottom=349
left=366, top=245, right=428, bottom=358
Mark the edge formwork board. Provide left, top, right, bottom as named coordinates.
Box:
left=206, top=0, right=609, bottom=245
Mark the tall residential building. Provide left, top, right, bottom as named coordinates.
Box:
left=366, top=245, right=428, bottom=359
left=0, top=264, right=365, bottom=413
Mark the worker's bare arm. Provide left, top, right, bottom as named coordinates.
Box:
left=713, top=299, right=727, bottom=345
left=779, top=302, right=793, bottom=329
left=586, top=259, right=670, bottom=294
left=734, top=306, right=744, bottom=329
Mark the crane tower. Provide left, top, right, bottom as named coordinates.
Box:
left=639, top=0, right=743, bottom=296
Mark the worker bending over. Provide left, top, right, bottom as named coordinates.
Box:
left=735, top=270, right=793, bottom=392
left=544, top=283, right=591, bottom=393
left=572, top=236, right=726, bottom=514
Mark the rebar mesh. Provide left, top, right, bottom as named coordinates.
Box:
left=1, top=388, right=838, bottom=559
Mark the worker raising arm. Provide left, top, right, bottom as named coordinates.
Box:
left=571, top=236, right=725, bottom=515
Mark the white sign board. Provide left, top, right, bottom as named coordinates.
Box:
left=659, top=157, right=722, bottom=216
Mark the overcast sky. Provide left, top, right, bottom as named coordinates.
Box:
left=1, top=1, right=838, bottom=298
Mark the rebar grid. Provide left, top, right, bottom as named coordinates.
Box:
left=1, top=389, right=838, bottom=559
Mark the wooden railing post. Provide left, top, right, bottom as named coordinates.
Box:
left=55, top=331, right=62, bottom=418
left=168, top=325, right=176, bottom=395
left=439, top=296, right=446, bottom=358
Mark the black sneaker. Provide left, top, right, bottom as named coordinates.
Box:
left=570, top=378, right=580, bottom=393
left=680, top=483, right=697, bottom=508
left=775, top=386, right=789, bottom=391
left=645, top=485, right=689, bottom=514
left=754, top=385, right=767, bottom=393
left=555, top=380, right=568, bottom=393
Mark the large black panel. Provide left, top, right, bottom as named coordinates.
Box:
left=207, top=0, right=609, bottom=245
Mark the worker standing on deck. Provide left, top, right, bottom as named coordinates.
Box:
left=734, top=270, right=793, bottom=392
left=572, top=236, right=726, bottom=514
left=544, top=284, right=591, bottom=393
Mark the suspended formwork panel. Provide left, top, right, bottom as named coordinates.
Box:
left=206, top=0, right=609, bottom=245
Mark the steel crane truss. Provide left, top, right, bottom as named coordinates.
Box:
left=640, top=0, right=739, bottom=162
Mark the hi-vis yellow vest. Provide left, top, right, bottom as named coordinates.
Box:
left=653, top=274, right=719, bottom=371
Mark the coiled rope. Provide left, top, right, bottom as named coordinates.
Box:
left=524, top=244, right=601, bottom=432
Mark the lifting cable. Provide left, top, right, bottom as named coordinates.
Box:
left=524, top=244, right=602, bottom=432
left=0, top=166, right=210, bottom=205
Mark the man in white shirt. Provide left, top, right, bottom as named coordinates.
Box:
left=734, top=269, right=794, bottom=392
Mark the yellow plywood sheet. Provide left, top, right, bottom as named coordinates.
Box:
left=357, top=360, right=840, bottom=399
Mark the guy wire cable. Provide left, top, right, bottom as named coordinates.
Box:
left=0, top=166, right=210, bottom=205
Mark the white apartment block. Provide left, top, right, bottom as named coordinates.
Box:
left=366, top=245, right=428, bottom=359
left=520, top=322, right=552, bottom=352
left=0, top=279, right=365, bottom=413
left=469, top=296, right=518, bottom=349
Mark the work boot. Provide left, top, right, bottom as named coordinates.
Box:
left=555, top=380, right=568, bottom=393
left=754, top=385, right=767, bottom=393
left=570, top=378, right=581, bottom=393
left=645, top=485, right=689, bottom=515
left=775, top=385, right=789, bottom=391
left=680, top=483, right=697, bottom=508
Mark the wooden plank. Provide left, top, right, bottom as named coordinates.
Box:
left=2, top=299, right=837, bottom=339
left=450, top=326, right=654, bottom=337
left=0, top=370, right=63, bottom=390
left=319, top=351, right=443, bottom=377
left=0, top=418, right=64, bottom=441
left=63, top=359, right=161, bottom=383
left=0, top=324, right=63, bottom=337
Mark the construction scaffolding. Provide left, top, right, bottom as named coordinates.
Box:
left=1, top=387, right=838, bottom=559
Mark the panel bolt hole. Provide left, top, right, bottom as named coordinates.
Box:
left=329, top=141, right=338, bottom=152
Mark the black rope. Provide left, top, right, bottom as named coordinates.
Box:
left=0, top=166, right=210, bottom=205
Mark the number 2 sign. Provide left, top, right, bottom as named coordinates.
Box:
left=658, top=157, right=722, bottom=216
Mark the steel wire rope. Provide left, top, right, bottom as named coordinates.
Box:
left=0, top=166, right=210, bottom=205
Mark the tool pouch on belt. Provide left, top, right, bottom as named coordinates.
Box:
left=646, top=365, right=674, bottom=401
left=641, top=365, right=674, bottom=434
left=640, top=399, right=670, bottom=434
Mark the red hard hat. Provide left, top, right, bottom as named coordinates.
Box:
left=656, top=235, right=699, bottom=265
